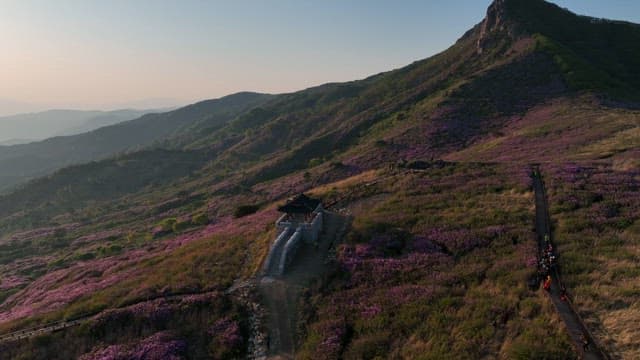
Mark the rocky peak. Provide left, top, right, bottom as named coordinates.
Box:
left=476, top=0, right=545, bottom=54
left=477, top=0, right=514, bottom=54
left=484, top=0, right=509, bottom=32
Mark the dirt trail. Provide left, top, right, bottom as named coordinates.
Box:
left=0, top=317, right=85, bottom=343
left=258, top=211, right=347, bottom=359
left=533, top=173, right=608, bottom=360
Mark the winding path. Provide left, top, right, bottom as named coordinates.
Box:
left=533, top=171, right=608, bottom=360
left=0, top=317, right=85, bottom=343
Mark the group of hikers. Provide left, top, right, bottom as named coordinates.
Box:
left=538, top=235, right=571, bottom=302
left=538, top=234, right=557, bottom=291
left=532, top=169, right=594, bottom=354
left=537, top=233, right=592, bottom=353
left=538, top=234, right=573, bottom=303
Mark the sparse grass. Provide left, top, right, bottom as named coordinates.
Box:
left=577, top=127, right=640, bottom=159
left=545, top=163, right=640, bottom=359
left=447, top=97, right=640, bottom=163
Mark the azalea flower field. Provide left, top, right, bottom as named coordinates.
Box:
left=298, top=163, right=575, bottom=359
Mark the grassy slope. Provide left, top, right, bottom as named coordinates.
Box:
left=446, top=96, right=640, bottom=164
left=543, top=163, right=640, bottom=359
left=0, top=92, right=273, bottom=193
left=297, top=163, right=574, bottom=359
left=503, top=0, right=640, bottom=99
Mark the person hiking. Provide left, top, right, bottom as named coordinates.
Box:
left=540, top=263, right=549, bottom=278
left=560, top=287, right=568, bottom=302
left=580, top=332, right=590, bottom=351
left=543, top=275, right=552, bottom=291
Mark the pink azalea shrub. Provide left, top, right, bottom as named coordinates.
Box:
left=299, top=163, right=571, bottom=359
left=79, top=331, right=187, bottom=360
left=208, top=316, right=244, bottom=357
left=0, top=206, right=276, bottom=324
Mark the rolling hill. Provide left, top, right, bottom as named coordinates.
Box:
left=0, top=92, right=273, bottom=193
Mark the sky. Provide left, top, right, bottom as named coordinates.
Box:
left=1, top=0, right=639, bottom=115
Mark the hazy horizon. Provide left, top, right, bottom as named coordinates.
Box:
left=1, top=0, right=639, bottom=116
left=0, top=97, right=184, bottom=117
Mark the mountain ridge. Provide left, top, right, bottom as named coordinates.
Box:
left=0, top=92, right=273, bottom=193
left=0, top=109, right=155, bottom=144
left=3, top=0, right=639, bottom=224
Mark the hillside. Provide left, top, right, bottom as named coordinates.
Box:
left=0, top=0, right=638, bottom=359
left=0, top=92, right=273, bottom=193
left=53, top=109, right=167, bottom=137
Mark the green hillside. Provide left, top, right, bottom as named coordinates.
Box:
left=0, top=92, right=272, bottom=193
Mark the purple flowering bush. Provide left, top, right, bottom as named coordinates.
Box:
left=208, top=317, right=244, bottom=358
left=545, top=163, right=640, bottom=357
left=446, top=98, right=640, bottom=166
left=79, top=331, right=187, bottom=360
left=0, top=208, right=275, bottom=328
left=298, top=163, right=573, bottom=359
left=0, top=290, right=247, bottom=359
left=0, top=205, right=274, bottom=359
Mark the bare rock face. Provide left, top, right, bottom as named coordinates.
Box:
left=477, top=0, right=516, bottom=54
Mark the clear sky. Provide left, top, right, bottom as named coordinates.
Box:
left=1, top=0, right=638, bottom=114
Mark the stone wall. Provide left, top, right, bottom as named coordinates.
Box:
left=267, top=205, right=324, bottom=275
left=262, top=227, right=292, bottom=275
left=300, top=211, right=323, bottom=243
left=276, top=204, right=323, bottom=243
left=278, top=228, right=302, bottom=275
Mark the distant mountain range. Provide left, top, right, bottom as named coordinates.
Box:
left=0, top=109, right=161, bottom=145
left=0, top=97, right=187, bottom=117
left=0, top=99, right=44, bottom=117
left=0, top=139, right=36, bottom=146
left=0, top=93, right=273, bottom=193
